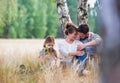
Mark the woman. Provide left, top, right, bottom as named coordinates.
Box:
left=58, top=23, right=89, bottom=75
left=58, top=23, right=84, bottom=66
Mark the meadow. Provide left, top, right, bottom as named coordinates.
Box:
left=0, top=39, right=100, bottom=83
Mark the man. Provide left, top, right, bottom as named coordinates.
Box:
left=77, top=24, right=102, bottom=59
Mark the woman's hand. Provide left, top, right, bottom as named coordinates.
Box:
left=76, top=51, right=84, bottom=56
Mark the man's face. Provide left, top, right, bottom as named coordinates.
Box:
left=78, top=32, right=87, bottom=39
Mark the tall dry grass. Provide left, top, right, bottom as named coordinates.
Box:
left=0, top=39, right=100, bottom=83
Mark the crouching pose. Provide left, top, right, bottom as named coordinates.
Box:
left=39, top=36, right=59, bottom=70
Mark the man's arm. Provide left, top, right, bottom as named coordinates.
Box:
left=89, top=32, right=102, bottom=45
left=78, top=32, right=102, bottom=50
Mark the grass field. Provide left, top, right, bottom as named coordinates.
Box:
left=0, top=39, right=100, bottom=83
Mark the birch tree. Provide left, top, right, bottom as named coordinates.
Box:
left=56, top=0, right=72, bottom=32
left=56, top=0, right=88, bottom=34
left=77, top=0, right=88, bottom=25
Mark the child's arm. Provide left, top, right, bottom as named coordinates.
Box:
left=39, top=56, right=44, bottom=66
left=39, top=49, right=46, bottom=66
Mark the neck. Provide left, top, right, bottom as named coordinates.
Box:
left=66, top=38, right=74, bottom=44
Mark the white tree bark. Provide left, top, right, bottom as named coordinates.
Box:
left=56, top=0, right=72, bottom=32
left=77, top=0, right=88, bottom=25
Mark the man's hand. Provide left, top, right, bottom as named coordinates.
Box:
left=76, top=51, right=84, bottom=56
left=77, top=43, right=87, bottom=50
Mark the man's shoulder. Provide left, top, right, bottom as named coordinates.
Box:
left=89, top=32, right=100, bottom=38
left=89, top=32, right=100, bottom=36
left=89, top=32, right=95, bottom=35
left=74, top=40, right=82, bottom=44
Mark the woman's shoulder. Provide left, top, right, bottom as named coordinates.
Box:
left=74, top=40, right=82, bottom=44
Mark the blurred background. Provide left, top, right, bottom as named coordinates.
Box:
left=0, top=0, right=98, bottom=39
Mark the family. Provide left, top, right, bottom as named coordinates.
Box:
left=39, top=22, right=102, bottom=75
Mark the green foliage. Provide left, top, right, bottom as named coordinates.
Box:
left=67, top=0, right=78, bottom=25
left=32, top=0, right=47, bottom=38
left=0, top=0, right=59, bottom=38
left=88, top=2, right=98, bottom=33
left=45, top=1, right=59, bottom=37
left=0, top=0, right=100, bottom=38
left=8, top=27, right=17, bottom=38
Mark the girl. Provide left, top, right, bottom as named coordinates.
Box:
left=39, top=36, right=59, bottom=69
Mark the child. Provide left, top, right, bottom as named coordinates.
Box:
left=39, top=36, right=59, bottom=69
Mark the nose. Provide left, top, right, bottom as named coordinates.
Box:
left=48, top=46, right=53, bottom=48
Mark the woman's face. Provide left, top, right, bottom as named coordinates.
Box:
left=68, top=31, right=77, bottom=40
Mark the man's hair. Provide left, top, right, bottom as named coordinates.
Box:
left=78, top=24, right=89, bottom=34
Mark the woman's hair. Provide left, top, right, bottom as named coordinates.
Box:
left=43, top=36, right=55, bottom=47
left=78, top=24, right=89, bottom=34
left=65, top=22, right=78, bottom=35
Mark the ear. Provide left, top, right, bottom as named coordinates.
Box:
left=86, top=32, right=89, bottom=36
left=67, top=33, right=70, bottom=36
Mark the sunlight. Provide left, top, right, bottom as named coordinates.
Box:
left=88, top=0, right=96, bottom=8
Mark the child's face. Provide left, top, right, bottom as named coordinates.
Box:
left=46, top=43, right=54, bottom=49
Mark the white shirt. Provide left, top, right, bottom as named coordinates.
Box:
left=57, top=40, right=82, bottom=63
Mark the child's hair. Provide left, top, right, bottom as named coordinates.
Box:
left=65, top=22, right=78, bottom=35
left=43, top=36, right=55, bottom=47
left=43, top=36, right=57, bottom=58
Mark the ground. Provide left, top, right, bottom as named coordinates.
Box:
left=0, top=39, right=99, bottom=83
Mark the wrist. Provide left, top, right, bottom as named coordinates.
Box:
left=76, top=52, right=78, bottom=55
left=84, top=43, right=88, bottom=48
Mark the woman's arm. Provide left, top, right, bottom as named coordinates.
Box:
left=68, top=51, right=84, bottom=56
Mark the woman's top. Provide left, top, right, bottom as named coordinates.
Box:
left=58, top=40, right=82, bottom=63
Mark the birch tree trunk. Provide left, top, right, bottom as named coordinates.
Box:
left=56, top=0, right=72, bottom=32
left=77, top=0, right=88, bottom=25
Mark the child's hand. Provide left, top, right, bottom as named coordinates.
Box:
left=59, top=55, right=65, bottom=60
left=44, top=55, right=49, bottom=61
left=76, top=51, right=84, bottom=56
left=56, top=59, right=61, bottom=67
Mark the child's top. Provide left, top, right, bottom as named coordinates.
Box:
left=39, top=47, right=57, bottom=63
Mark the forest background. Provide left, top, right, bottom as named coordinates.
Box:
left=0, top=0, right=98, bottom=38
